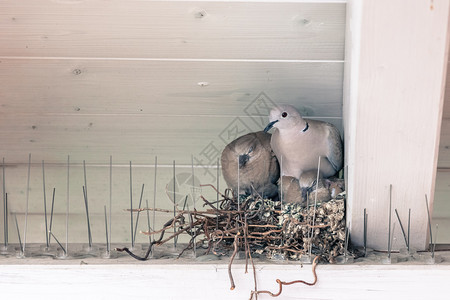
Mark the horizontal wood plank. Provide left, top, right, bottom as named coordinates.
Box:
left=0, top=0, right=345, bottom=60
left=0, top=114, right=343, bottom=165
left=0, top=59, right=344, bottom=117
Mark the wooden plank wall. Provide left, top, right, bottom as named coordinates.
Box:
left=0, top=0, right=346, bottom=243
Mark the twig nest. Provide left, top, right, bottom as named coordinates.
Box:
left=278, top=197, right=346, bottom=263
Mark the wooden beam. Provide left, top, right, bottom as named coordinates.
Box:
left=344, top=0, right=450, bottom=251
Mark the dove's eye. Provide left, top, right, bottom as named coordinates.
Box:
left=281, top=112, right=288, bottom=118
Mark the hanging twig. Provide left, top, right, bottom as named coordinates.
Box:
left=249, top=255, right=320, bottom=299
left=229, top=232, right=240, bottom=290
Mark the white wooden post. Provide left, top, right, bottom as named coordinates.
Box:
left=344, top=0, right=450, bottom=251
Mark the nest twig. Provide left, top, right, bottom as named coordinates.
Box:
left=116, top=185, right=347, bottom=296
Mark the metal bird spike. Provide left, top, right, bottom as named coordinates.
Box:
left=83, top=160, right=93, bottom=249
left=191, top=155, right=197, bottom=257
left=129, top=161, right=134, bottom=248
left=49, top=231, right=66, bottom=256
left=83, top=160, right=88, bottom=202
left=145, top=199, right=151, bottom=245
left=191, top=155, right=196, bottom=210
left=389, top=222, right=396, bottom=259
left=237, top=156, right=240, bottom=211
left=104, top=205, right=109, bottom=254
left=425, top=194, right=433, bottom=250
left=133, top=183, right=145, bottom=243
left=388, top=184, right=393, bottom=258
left=65, top=155, right=70, bottom=255
left=48, top=188, right=56, bottom=245
left=4, top=189, right=7, bottom=248
left=173, top=160, right=177, bottom=248
left=394, top=208, right=408, bottom=249
left=153, top=156, right=157, bottom=243
left=216, top=158, right=219, bottom=230
left=2, top=157, right=7, bottom=248
left=42, top=160, right=49, bottom=248
left=432, top=224, right=438, bottom=259
left=14, top=212, right=23, bottom=255
left=344, top=223, right=350, bottom=260
left=407, top=208, right=411, bottom=252
left=109, top=155, right=112, bottom=255
left=82, top=186, right=92, bottom=248
left=309, top=156, right=321, bottom=258
left=363, top=208, right=367, bottom=256
left=280, top=155, right=283, bottom=209
left=23, top=153, right=31, bottom=254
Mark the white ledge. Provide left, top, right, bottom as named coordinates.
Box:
left=1, top=257, right=449, bottom=299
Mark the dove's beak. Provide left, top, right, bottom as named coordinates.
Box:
left=264, top=120, right=278, bottom=133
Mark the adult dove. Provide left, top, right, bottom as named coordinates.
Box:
left=264, top=105, right=343, bottom=187
left=221, top=131, right=280, bottom=199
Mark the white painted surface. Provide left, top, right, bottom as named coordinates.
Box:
left=0, top=0, right=345, bottom=60
left=0, top=262, right=449, bottom=299
left=344, top=0, right=450, bottom=250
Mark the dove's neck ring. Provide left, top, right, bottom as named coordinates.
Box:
left=301, top=122, right=309, bottom=133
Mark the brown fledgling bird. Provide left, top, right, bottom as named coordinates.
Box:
left=264, top=105, right=343, bottom=188
left=280, top=174, right=338, bottom=206
left=279, top=176, right=304, bottom=205
left=221, top=131, right=280, bottom=199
